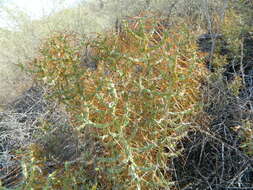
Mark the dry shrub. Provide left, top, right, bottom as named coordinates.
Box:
left=30, top=13, right=208, bottom=189
left=172, top=69, right=253, bottom=189
left=171, top=7, right=253, bottom=188
left=0, top=62, right=32, bottom=107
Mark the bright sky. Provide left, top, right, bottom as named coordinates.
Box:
left=0, top=0, right=84, bottom=28
left=11, top=0, right=82, bottom=18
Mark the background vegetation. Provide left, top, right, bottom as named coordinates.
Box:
left=0, top=0, right=253, bottom=189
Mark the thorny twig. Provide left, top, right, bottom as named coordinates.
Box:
left=193, top=125, right=253, bottom=163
